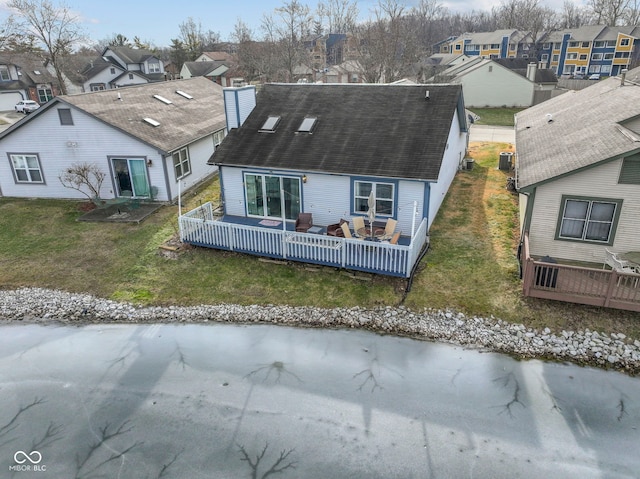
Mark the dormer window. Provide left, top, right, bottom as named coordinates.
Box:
left=260, top=115, right=280, bottom=133
left=297, top=117, right=317, bottom=133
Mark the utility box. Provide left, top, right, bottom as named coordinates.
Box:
left=464, top=158, right=475, bottom=170
left=499, top=152, right=513, bottom=171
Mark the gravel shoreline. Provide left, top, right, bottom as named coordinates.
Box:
left=1, top=287, right=639, bottom=375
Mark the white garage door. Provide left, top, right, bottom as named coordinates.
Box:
left=0, top=92, right=25, bottom=111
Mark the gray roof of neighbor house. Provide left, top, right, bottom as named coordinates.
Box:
left=515, top=66, right=640, bottom=190
left=493, top=58, right=558, bottom=83
left=103, top=46, right=158, bottom=65
left=0, top=52, right=60, bottom=90
left=212, top=83, right=465, bottom=181
left=0, top=77, right=226, bottom=154
left=183, top=61, right=227, bottom=77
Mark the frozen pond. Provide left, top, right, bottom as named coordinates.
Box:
left=0, top=323, right=639, bottom=478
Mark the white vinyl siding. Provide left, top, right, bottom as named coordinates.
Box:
left=0, top=105, right=165, bottom=200
left=455, top=62, right=534, bottom=108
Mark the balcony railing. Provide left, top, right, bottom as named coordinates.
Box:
left=179, top=202, right=428, bottom=278
left=521, top=233, right=640, bottom=312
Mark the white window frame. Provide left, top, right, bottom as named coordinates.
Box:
left=591, top=53, right=603, bottom=60
left=353, top=180, right=395, bottom=217
left=148, top=62, right=161, bottom=73
left=541, top=54, right=549, bottom=61
left=604, top=53, right=614, bottom=60
left=621, top=38, right=630, bottom=46
left=10, top=154, right=44, bottom=183
left=172, top=147, right=191, bottom=180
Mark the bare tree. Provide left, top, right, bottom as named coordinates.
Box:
left=261, top=0, right=313, bottom=82
left=178, top=17, right=204, bottom=61
left=316, top=0, right=359, bottom=33
left=7, top=0, right=85, bottom=95
left=559, top=0, right=590, bottom=28
left=623, top=0, right=640, bottom=23
left=354, top=0, right=420, bottom=83
left=587, top=0, right=631, bottom=25
left=233, top=19, right=272, bottom=82
left=59, top=163, right=106, bottom=201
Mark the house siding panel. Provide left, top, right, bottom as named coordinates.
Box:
left=527, top=159, right=640, bottom=264
left=0, top=106, right=166, bottom=200
left=428, top=111, right=467, bottom=228
left=172, top=134, right=219, bottom=200
left=459, top=63, right=533, bottom=107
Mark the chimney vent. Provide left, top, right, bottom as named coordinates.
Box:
left=425, top=90, right=430, bottom=100
left=546, top=113, right=553, bottom=123
left=621, top=68, right=628, bottom=86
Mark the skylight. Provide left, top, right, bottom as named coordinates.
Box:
left=176, top=90, right=193, bottom=99
left=260, top=115, right=281, bottom=132
left=153, top=94, right=172, bottom=105
left=33, top=70, right=41, bottom=75
left=143, top=117, right=160, bottom=127
left=298, top=117, right=317, bottom=133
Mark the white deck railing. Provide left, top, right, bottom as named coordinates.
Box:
left=180, top=202, right=428, bottom=277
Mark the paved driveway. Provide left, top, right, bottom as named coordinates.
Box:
left=469, top=124, right=515, bottom=144
left=0, top=110, right=25, bottom=132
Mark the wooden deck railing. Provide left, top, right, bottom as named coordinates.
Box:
left=521, top=234, right=640, bottom=312
left=179, top=202, right=428, bottom=278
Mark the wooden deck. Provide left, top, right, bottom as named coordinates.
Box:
left=521, top=234, right=640, bottom=312
left=179, top=202, right=428, bottom=278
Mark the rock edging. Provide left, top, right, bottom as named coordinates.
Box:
left=1, top=287, right=638, bottom=374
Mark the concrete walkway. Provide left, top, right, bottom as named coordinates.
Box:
left=469, top=124, right=515, bottom=144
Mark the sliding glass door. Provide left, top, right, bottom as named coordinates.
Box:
left=112, top=158, right=150, bottom=197
left=245, top=174, right=301, bottom=220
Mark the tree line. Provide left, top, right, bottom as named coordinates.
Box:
left=1, top=0, right=639, bottom=91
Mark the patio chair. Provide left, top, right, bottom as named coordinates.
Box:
left=382, top=231, right=401, bottom=245
left=295, top=212, right=313, bottom=233
left=604, top=248, right=639, bottom=286
left=327, top=219, right=348, bottom=237
left=340, top=222, right=353, bottom=238
left=379, top=218, right=397, bottom=240
left=352, top=216, right=366, bottom=237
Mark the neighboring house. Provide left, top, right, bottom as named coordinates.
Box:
left=181, top=61, right=230, bottom=85
left=322, top=60, right=363, bottom=83
left=72, top=46, right=167, bottom=92
left=434, top=57, right=558, bottom=107
left=447, top=30, right=534, bottom=59
left=515, top=67, right=640, bottom=311
left=0, top=77, right=227, bottom=202
left=538, top=25, right=640, bottom=77
left=180, top=83, right=469, bottom=278
left=438, top=25, right=640, bottom=79
left=0, top=53, right=62, bottom=110
left=195, top=52, right=234, bottom=63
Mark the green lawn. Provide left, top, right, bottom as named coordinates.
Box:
left=1, top=143, right=639, bottom=339
left=470, top=108, right=524, bottom=127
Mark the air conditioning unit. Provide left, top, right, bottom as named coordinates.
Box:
left=499, top=152, right=514, bottom=171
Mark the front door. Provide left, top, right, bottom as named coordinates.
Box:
left=112, top=158, right=150, bottom=197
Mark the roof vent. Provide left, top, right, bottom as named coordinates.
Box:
left=143, top=117, right=160, bottom=127
left=425, top=90, right=430, bottom=100
left=546, top=113, right=553, bottom=123
left=176, top=90, right=193, bottom=99
left=153, top=94, right=172, bottom=105
left=621, top=68, right=628, bottom=87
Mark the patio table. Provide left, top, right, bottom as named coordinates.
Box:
left=356, top=227, right=386, bottom=240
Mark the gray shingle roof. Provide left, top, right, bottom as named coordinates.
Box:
left=183, top=61, right=227, bottom=77
left=53, top=77, right=225, bottom=154
left=515, top=66, right=640, bottom=189
left=213, top=83, right=464, bottom=181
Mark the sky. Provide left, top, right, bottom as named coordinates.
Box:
left=0, top=0, right=580, bottom=49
